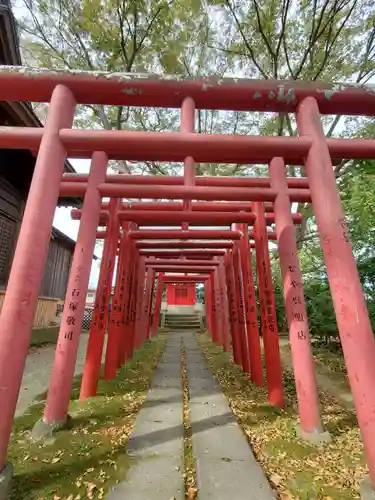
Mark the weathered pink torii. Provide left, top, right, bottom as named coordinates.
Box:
left=0, top=68, right=372, bottom=496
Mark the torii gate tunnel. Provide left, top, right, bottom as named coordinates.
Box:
left=0, top=67, right=374, bottom=492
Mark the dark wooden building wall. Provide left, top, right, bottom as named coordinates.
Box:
left=0, top=111, right=75, bottom=299
left=0, top=147, right=35, bottom=290
left=0, top=176, right=24, bottom=288
left=40, top=238, right=73, bottom=299
left=0, top=2, right=77, bottom=299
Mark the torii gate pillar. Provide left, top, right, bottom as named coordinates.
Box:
left=0, top=85, right=76, bottom=474
left=298, top=97, right=375, bottom=489
left=269, top=157, right=327, bottom=441
left=39, top=152, right=108, bottom=432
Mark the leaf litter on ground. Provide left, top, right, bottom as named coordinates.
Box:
left=196, top=332, right=366, bottom=500
left=8, top=332, right=168, bottom=500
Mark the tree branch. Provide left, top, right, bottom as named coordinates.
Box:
left=334, top=159, right=354, bottom=177
left=116, top=1, right=130, bottom=67
left=275, top=0, right=291, bottom=75
left=207, top=44, right=251, bottom=59
left=130, top=3, right=172, bottom=68
left=252, top=0, right=276, bottom=73
left=116, top=106, right=124, bottom=130
left=312, top=0, right=358, bottom=81
left=293, top=0, right=332, bottom=79
left=285, top=115, right=295, bottom=136
left=224, top=0, right=269, bottom=79
left=326, top=115, right=342, bottom=137
left=358, top=22, right=375, bottom=81
left=277, top=113, right=285, bottom=136
left=86, top=104, right=111, bottom=130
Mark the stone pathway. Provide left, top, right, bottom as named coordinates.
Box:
left=108, top=333, right=184, bottom=499
left=184, top=332, right=276, bottom=500
left=108, top=331, right=275, bottom=500
left=17, top=332, right=91, bottom=416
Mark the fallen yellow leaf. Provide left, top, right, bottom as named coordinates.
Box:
left=187, top=486, right=198, bottom=499
left=270, top=473, right=282, bottom=486
left=86, top=482, right=96, bottom=500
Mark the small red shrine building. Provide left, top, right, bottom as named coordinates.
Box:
left=165, top=282, right=196, bottom=306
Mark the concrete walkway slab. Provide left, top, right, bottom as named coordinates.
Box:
left=108, top=331, right=275, bottom=499
left=107, top=334, right=184, bottom=500
left=182, top=332, right=276, bottom=500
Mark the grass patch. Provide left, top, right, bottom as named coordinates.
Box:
left=8, top=332, right=168, bottom=500
left=197, top=332, right=366, bottom=500
left=311, top=343, right=350, bottom=391
left=279, top=341, right=351, bottom=403
left=181, top=344, right=198, bottom=499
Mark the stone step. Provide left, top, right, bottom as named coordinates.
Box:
left=165, top=318, right=201, bottom=321
left=164, top=311, right=202, bottom=331
left=164, top=321, right=201, bottom=325
left=165, top=324, right=201, bottom=328
left=165, top=314, right=201, bottom=319
left=165, top=318, right=201, bottom=323
left=165, top=320, right=201, bottom=324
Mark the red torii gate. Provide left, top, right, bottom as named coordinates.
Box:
left=0, top=68, right=373, bottom=495
left=71, top=207, right=304, bottom=225
left=94, top=229, right=279, bottom=241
